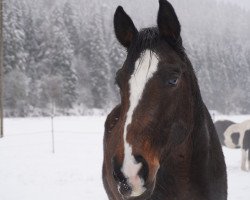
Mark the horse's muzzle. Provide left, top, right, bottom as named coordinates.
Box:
left=118, top=181, right=132, bottom=197
left=112, top=155, right=150, bottom=198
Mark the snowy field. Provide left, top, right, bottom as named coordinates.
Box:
left=0, top=115, right=250, bottom=200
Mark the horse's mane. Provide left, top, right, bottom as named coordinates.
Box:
left=129, top=27, right=186, bottom=60
left=135, top=28, right=159, bottom=51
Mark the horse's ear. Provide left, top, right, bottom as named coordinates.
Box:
left=157, top=0, right=181, bottom=44
left=114, top=6, right=138, bottom=48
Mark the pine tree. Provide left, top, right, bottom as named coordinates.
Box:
left=3, top=1, right=27, bottom=73
left=4, top=69, right=30, bottom=117
left=63, top=2, right=80, bottom=54
left=47, top=7, right=77, bottom=109
left=83, top=5, right=112, bottom=108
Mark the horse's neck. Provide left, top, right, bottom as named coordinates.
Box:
left=154, top=120, right=211, bottom=200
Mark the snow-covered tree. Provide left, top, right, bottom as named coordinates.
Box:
left=4, top=69, right=30, bottom=117
left=46, top=7, right=77, bottom=109
left=3, top=0, right=250, bottom=116
left=3, top=1, right=27, bottom=73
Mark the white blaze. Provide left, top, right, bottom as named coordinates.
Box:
left=121, top=50, right=159, bottom=197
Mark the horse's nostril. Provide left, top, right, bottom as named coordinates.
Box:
left=112, top=169, right=127, bottom=184
left=135, top=155, right=149, bottom=182
left=112, top=156, right=127, bottom=183
left=118, top=182, right=132, bottom=197
left=112, top=167, right=132, bottom=197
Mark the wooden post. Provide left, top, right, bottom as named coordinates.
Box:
left=0, top=0, right=3, bottom=138
left=51, top=101, right=55, bottom=153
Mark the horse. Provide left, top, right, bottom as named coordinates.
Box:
left=102, top=0, right=227, bottom=199
left=214, top=120, right=236, bottom=147
left=223, top=120, right=250, bottom=171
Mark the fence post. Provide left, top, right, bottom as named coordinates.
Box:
left=0, top=0, right=3, bottom=138
left=51, top=102, right=55, bottom=153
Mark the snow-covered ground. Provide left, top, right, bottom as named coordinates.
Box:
left=0, top=115, right=250, bottom=200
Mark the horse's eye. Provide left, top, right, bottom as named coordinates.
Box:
left=167, top=78, right=178, bottom=86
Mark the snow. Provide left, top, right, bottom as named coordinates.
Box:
left=0, top=116, right=107, bottom=200
left=0, top=115, right=250, bottom=200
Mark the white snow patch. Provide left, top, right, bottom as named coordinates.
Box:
left=0, top=114, right=249, bottom=200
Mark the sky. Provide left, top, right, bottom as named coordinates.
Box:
left=218, top=0, right=250, bottom=10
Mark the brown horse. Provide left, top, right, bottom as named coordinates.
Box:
left=102, top=0, right=227, bottom=199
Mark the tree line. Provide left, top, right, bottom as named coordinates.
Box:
left=3, top=0, right=250, bottom=117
